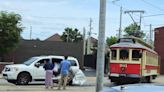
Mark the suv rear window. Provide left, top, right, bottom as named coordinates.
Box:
left=52, top=58, right=62, bottom=64
left=69, top=60, right=77, bottom=66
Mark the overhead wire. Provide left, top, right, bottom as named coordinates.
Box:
left=110, top=0, right=164, bottom=19
left=110, top=0, right=164, bottom=18
left=109, top=0, right=164, bottom=35
left=109, top=0, right=140, bottom=24
left=140, top=0, right=164, bottom=12
left=143, top=13, right=164, bottom=17
left=144, top=24, right=164, bottom=27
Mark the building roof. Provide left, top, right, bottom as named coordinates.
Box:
left=45, top=33, right=63, bottom=41
left=154, top=26, right=164, bottom=31
left=89, top=37, right=97, bottom=43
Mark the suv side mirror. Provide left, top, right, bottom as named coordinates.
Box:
left=34, top=63, right=40, bottom=68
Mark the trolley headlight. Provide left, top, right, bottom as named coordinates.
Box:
left=121, top=67, right=126, bottom=71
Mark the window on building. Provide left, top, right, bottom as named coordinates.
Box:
left=120, top=49, right=129, bottom=60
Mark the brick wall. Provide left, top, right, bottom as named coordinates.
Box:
left=155, top=27, right=164, bottom=74
left=1, top=40, right=84, bottom=72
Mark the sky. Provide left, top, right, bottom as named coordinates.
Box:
left=0, top=0, right=164, bottom=40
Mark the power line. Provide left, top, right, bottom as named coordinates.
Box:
left=142, top=13, right=164, bottom=30
left=110, top=0, right=164, bottom=34
left=142, top=16, right=147, bottom=27
left=110, top=0, right=143, bottom=22
left=110, top=0, right=123, bottom=38
left=144, top=24, right=164, bottom=27
left=140, top=0, right=164, bottom=12
left=143, top=13, right=164, bottom=17
left=124, top=10, right=145, bottom=30
left=110, top=0, right=127, bottom=11
left=27, top=15, right=89, bottom=20
left=30, top=26, right=32, bottom=40
left=111, top=0, right=164, bottom=18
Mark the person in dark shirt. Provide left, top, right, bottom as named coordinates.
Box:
left=43, top=60, right=54, bottom=89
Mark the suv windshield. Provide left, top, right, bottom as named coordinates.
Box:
left=23, top=57, right=38, bottom=66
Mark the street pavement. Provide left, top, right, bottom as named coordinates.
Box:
left=0, top=74, right=2, bottom=79
left=0, top=85, right=96, bottom=92
left=0, top=69, right=110, bottom=85
left=0, top=69, right=111, bottom=92
left=0, top=69, right=164, bottom=92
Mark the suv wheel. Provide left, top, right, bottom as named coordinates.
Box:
left=17, top=73, right=31, bottom=85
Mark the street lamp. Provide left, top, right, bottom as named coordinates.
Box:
left=112, top=0, right=122, bottom=39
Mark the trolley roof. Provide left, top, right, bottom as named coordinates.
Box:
left=110, top=37, right=157, bottom=54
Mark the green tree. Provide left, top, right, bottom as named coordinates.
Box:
left=61, top=27, right=83, bottom=42
left=106, top=36, right=118, bottom=46
left=0, top=11, right=23, bottom=55
left=124, top=23, right=145, bottom=39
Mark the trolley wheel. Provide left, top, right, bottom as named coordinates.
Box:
left=146, top=76, right=152, bottom=83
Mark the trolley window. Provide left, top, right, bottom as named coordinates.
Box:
left=132, top=50, right=141, bottom=61
left=120, top=49, right=129, bottom=60
left=111, top=50, right=117, bottom=60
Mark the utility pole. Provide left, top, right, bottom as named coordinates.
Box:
left=87, top=18, right=93, bottom=54
left=67, top=30, right=69, bottom=42
left=83, top=27, right=86, bottom=55
left=140, top=12, right=144, bottom=30
left=149, top=24, right=153, bottom=48
left=112, top=0, right=122, bottom=38
left=96, top=0, right=106, bottom=92
left=30, top=26, right=32, bottom=40
left=118, top=6, right=122, bottom=39
left=89, top=18, right=93, bottom=34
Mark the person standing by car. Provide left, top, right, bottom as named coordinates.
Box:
left=58, top=56, right=71, bottom=90
left=53, top=61, right=60, bottom=77
left=43, top=59, right=54, bottom=89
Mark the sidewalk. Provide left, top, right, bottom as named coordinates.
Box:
left=153, top=75, right=164, bottom=84
left=0, top=85, right=95, bottom=92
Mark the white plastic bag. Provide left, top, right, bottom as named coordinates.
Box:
left=72, top=69, right=87, bottom=85
left=53, top=62, right=59, bottom=72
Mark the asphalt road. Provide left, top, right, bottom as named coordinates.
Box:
left=0, top=69, right=164, bottom=92
left=0, top=78, right=113, bottom=92
left=0, top=69, right=112, bottom=92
